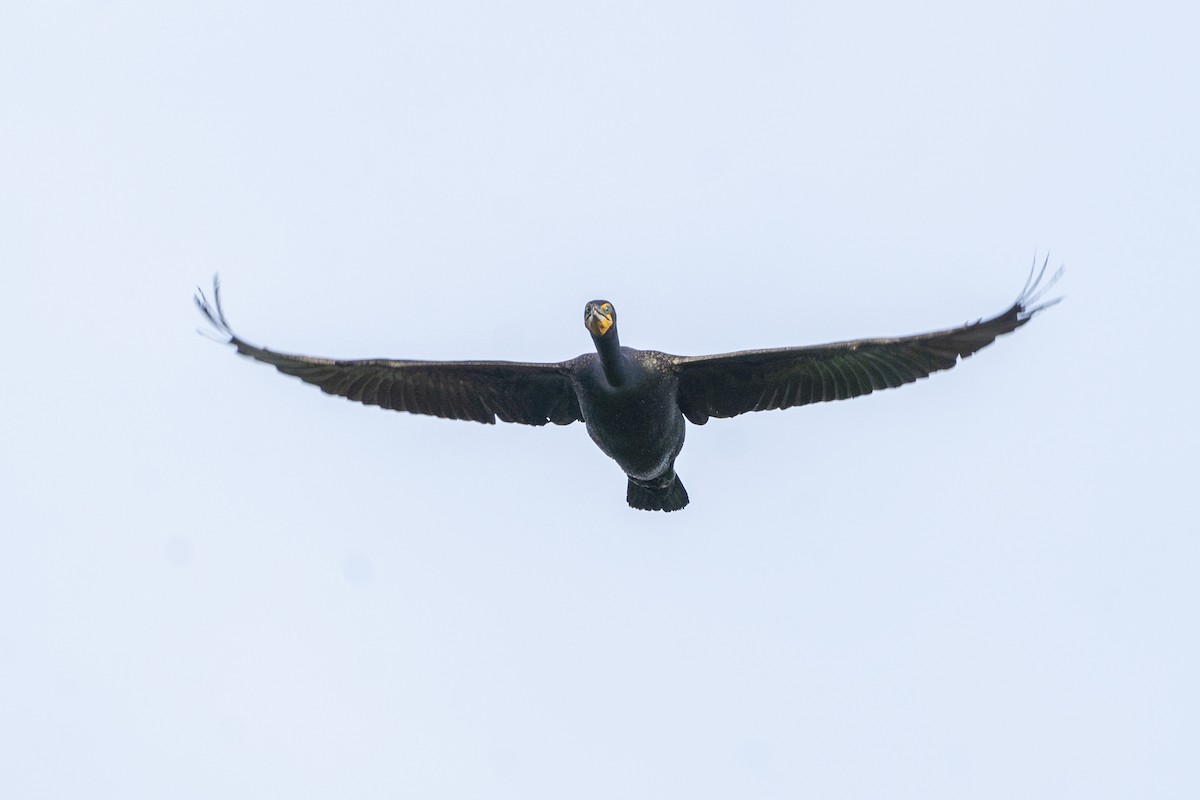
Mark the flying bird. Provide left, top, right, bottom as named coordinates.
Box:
left=196, top=261, right=1060, bottom=512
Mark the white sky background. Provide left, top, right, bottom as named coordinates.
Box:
left=2, top=1, right=1197, bottom=797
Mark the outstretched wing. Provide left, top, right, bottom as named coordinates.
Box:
left=195, top=280, right=583, bottom=426
left=673, top=260, right=1062, bottom=425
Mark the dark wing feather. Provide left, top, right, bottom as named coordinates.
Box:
left=195, top=279, right=582, bottom=426
left=673, top=261, right=1062, bottom=425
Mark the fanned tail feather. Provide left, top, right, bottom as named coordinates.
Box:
left=626, top=473, right=690, bottom=512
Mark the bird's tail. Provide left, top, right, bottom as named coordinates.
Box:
left=626, top=472, right=690, bottom=512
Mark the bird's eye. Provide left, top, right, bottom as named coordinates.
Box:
left=602, top=304, right=612, bottom=313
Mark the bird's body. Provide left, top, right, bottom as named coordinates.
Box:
left=196, top=261, right=1060, bottom=512
left=572, top=346, right=689, bottom=509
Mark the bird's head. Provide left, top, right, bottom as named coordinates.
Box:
left=584, top=300, right=616, bottom=337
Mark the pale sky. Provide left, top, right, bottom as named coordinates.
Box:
left=2, top=1, right=1198, bottom=798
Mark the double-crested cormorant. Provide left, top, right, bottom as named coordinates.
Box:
left=196, top=261, right=1060, bottom=512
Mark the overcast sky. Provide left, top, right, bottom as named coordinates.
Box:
left=3, top=1, right=1198, bottom=798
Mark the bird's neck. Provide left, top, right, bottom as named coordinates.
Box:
left=593, top=331, right=628, bottom=387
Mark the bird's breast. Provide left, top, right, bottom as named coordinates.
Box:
left=575, top=351, right=685, bottom=479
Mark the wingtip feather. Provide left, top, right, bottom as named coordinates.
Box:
left=1016, top=253, right=1065, bottom=320
left=194, top=273, right=236, bottom=343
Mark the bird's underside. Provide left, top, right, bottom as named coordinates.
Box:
left=196, top=258, right=1061, bottom=511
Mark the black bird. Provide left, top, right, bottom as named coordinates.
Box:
left=196, top=261, right=1060, bottom=512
